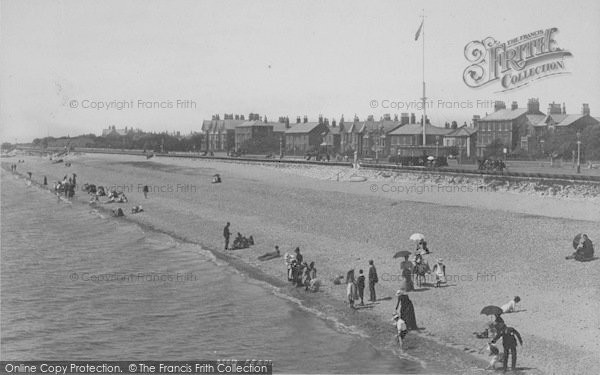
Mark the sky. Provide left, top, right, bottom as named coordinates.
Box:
left=1, top=0, right=599, bottom=142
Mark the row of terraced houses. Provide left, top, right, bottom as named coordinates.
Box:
left=199, top=98, right=598, bottom=158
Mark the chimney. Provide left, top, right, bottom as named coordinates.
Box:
left=303, top=115, right=308, bottom=123
left=527, top=98, right=540, bottom=114
left=582, top=103, right=590, bottom=116
left=494, top=101, right=506, bottom=112
left=562, top=103, right=566, bottom=114
left=367, top=115, right=374, bottom=121
left=410, top=113, right=416, bottom=124
left=339, top=116, right=344, bottom=126
left=401, top=113, right=409, bottom=125
left=332, top=119, right=337, bottom=127
left=511, top=101, right=518, bottom=110
left=472, top=115, right=480, bottom=127
left=318, top=115, right=323, bottom=125
left=547, top=102, right=561, bottom=115
left=296, top=116, right=301, bottom=123
left=383, top=113, right=391, bottom=121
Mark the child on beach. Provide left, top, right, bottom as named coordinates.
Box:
left=481, top=343, right=504, bottom=370
left=357, top=269, right=365, bottom=306
left=392, top=313, right=408, bottom=349
left=501, top=296, right=521, bottom=313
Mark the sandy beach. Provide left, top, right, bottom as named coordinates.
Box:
left=3, top=153, right=599, bottom=375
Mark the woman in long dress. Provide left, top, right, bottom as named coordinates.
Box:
left=394, top=291, right=418, bottom=330
left=346, top=269, right=358, bottom=309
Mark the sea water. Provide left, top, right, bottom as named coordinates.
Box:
left=0, top=174, right=422, bottom=373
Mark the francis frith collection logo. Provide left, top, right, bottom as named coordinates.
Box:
left=463, top=28, right=572, bottom=92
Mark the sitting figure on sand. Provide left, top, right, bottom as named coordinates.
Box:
left=501, top=296, right=521, bottom=313
left=96, top=186, right=106, bottom=197
left=108, top=192, right=128, bottom=203
left=212, top=174, right=222, bottom=184
left=431, top=258, right=446, bottom=287
left=131, top=205, right=144, bottom=214
left=566, top=234, right=594, bottom=261
left=231, top=232, right=254, bottom=249
left=112, top=208, right=125, bottom=217
left=258, top=246, right=281, bottom=261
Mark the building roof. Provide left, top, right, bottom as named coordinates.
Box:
left=236, top=120, right=273, bottom=128
left=203, top=119, right=246, bottom=132
left=526, top=114, right=547, bottom=127
left=326, top=125, right=341, bottom=135
left=480, top=108, right=528, bottom=121
left=380, top=120, right=402, bottom=133
left=546, top=113, right=568, bottom=124
left=554, top=114, right=585, bottom=127
left=388, top=123, right=452, bottom=136
left=446, top=126, right=477, bottom=137
left=284, top=122, right=322, bottom=134
left=272, top=122, right=289, bottom=133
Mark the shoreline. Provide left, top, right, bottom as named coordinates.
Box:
left=1, top=167, right=486, bottom=374
left=2, top=154, right=599, bottom=374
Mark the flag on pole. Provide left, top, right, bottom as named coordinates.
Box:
left=414, top=20, right=423, bottom=41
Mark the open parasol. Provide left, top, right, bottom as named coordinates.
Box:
left=480, top=305, right=503, bottom=316
left=409, top=233, right=425, bottom=242
left=393, top=250, right=412, bottom=259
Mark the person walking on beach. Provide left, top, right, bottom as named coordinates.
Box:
left=346, top=269, right=358, bottom=309
left=368, top=260, right=378, bottom=302
left=394, top=290, right=418, bottom=330
left=293, top=248, right=304, bottom=286
left=491, top=325, right=523, bottom=372
left=143, top=185, right=149, bottom=198
left=393, top=313, right=408, bottom=349
left=400, top=255, right=414, bottom=292
left=223, top=222, right=231, bottom=250
left=357, top=269, right=365, bottom=306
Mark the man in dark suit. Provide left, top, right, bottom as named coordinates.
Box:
left=368, top=260, right=378, bottom=302
left=223, top=222, right=231, bottom=250
left=491, top=325, right=523, bottom=372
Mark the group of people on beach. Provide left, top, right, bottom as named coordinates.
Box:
left=54, top=174, right=77, bottom=198
left=344, top=260, right=379, bottom=307
left=222, top=222, right=255, bottom=250
left=284, top=247, right=320, bottom=292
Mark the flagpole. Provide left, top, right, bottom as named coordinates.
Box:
left=421, top=10, right=426, bottom=146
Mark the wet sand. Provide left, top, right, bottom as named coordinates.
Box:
left=4, top=153, right=599, bottom=375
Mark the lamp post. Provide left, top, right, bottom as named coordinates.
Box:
left=435, top=136, right=440, bottom=157
left=279, top=136, right=283, bottom=159
left=540, top=139, right=544, bottom=156
left=577, top=131, right=581, bottom=174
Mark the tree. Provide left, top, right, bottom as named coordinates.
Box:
left=485, top=138, right=505, bottom=158
left=581, top=124, right=600, bottom=161
left=451, top=121, right=458, bottom=129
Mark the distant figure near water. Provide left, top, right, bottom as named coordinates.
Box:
left=223, top=222, right=231, bottom=250
left=346, top=269, right=358, bottom=309
left=258, top=246, right=281, bottom=261
left=143, top=185, right=149, bottom=198
left=368, top=260, right=378, bottom=302
left=395, top=291, right=418, bottom=330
